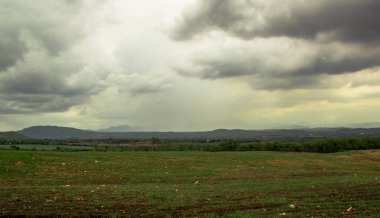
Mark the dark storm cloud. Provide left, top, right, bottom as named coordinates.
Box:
left=171, top=0, right=380, bottom=90
left=0, top=44, right=107, bottom=113
left=176, top=39, right=380, bottom=83
left=175, top=57, right=257, bottom=79
left=0, top=56, right=105, bottom=113
left=172, top=0, right=380, bottom=43
left=0, top=39, right=26, bottom=71
left=0, top=68, right=99, bottom=98
left=0, top=1, right=85, bottom=69
left=262, top=0, right=380, bottom=43
left=0, top=0, right=107, bottom=113
left=251, top=75, right=325, bottom=91
left=171, top=0, right=246, bottom=41
left=0, top=94, right=87, bottom=114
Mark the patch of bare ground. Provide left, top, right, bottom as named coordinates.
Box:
left=34, top=162, right=89, bottom=177
left=190, top=166, right=207, bottom=170
left=215, top=167, right=346, bottom=182
left=96, top=203, right=156, bottom=217
left=337, top=150, right=380, bottom=165
left=0, top=178, right=8, bottom=186
left=216, top=168, right=260, bottom=175
left=165, top=203, right=281, bottom=217
left=0, top=188, right=155, bottom=217
left=287, top=171, right=350, bottom=178
left=2, top=204, right=157, bottom=218
left=171, top=157, right=195, bottom=161
left=325, top=183, right=380, bottom=200
left=307, top=159, right=333, bottom=168
left=264, top=159, right=305, bottom=168
left=214, top=168, right=279, bottom=181
left=201, top=203, right=280, bottom=215
left=34, top=165, right=70, bottom=177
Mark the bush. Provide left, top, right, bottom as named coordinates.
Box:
left=237, top=143, right=251, bottom=151
left=220, top=139, right=240, bottom=151
left=10, top=145, right=20, bottom=150
left=150, top=137, right=161, bottom=144
left=94, top=145, right=107, bottom=152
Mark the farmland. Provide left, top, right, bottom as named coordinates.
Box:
left=1, top=150, right=380, bottom=217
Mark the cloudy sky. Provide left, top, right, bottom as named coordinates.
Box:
left=1, top=0, right=380, bottom=131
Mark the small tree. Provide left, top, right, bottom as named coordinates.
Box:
left=10, top=145, right=20, bottom=150
left=220, top=139, right=239, bottom=151
left=150, top=137, right=161, bottom=144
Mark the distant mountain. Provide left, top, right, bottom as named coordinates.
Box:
left=279, top=125, right=310, bottom=129
left=0, top=131, right=26, bottom=139
left=97, top=125, right=142, bottom=132
left=20, top=126, right=103, bottom=139
left=348, top=122, right=380, bottom=128
left=16, top=125, right=380, bottom=140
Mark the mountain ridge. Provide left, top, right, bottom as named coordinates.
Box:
left=16, top=125, right=380, bottom=140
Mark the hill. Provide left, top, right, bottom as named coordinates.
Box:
left=18, top=125, right=380, bottom=140
left=20, top=126, right=104, bottom=139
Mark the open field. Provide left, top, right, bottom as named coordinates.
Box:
left=1, top=150, right=380, bottom=217
left=0, top=144, right=95, bottom=151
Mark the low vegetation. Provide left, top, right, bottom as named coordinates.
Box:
left=2, top=136, right=380, bottom=153
left=1, top=136, right=379, bottom=216
left=1, top=150, right=379, bottom=217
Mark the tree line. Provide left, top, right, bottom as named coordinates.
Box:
left=2, top=136, right=380, bottom=153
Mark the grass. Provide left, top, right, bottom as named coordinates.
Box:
left=0, top=150, right=380, bottom=217
left=0, top=144, right=94, bottom=151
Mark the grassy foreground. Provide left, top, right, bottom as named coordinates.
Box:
left=1, top=150, right=380, bottom=217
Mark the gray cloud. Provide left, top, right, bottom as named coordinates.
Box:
left=171, top=0, right=246, bottom=41
left=171, top=0, right=380, bottom=90
left=175, top=39, right=380, bottom=90
left=172, top=0, right=380, bottom=43
left=106, top=72, right=172, bottom=96
left=0, top=39, right=26, bottom=71
left=0, top=0, right=109, bottom=114
left=0, top=1, right=85, bottom=70
left=0, top=94, right=88, bottom=114
left=0, top=47, right=106, bottom=113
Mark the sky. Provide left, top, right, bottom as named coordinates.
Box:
left=1, top=0, right=380, bottom=131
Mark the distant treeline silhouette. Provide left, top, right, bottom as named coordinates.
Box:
left=147, top=137, right=380, bottom=153
left=1, top=136, right=380, bottom=153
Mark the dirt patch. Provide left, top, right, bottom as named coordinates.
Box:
left=288, top=171, right=349, bottom=178
left=264, top=159, right=305, bottom=168
left=215, top=168, right=276, bottom=180
left=0, top=178, right=8, bottom=186
left=172, top=157, right=195, bottom=161
left=34, top=165, right=71, bottom=177
left=307, top=159, right=333, bottom=168
left=165, top=203, right=281, bottom=217
left=200, top=203, right=282, bottom=215
left=336, top=151, right=380, bottom=165
left=190, top=166, right=207, bottom=170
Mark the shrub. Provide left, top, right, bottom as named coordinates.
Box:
left=10, top=145, right=20, bottom=150
left=150, top=137, right=161, bottom=144
left=220, top=139, right=240, bottom=151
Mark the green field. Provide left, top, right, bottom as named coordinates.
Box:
left=1, top=150, right=380, bottom=217
left=0, top=144, right=94, bottom=151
